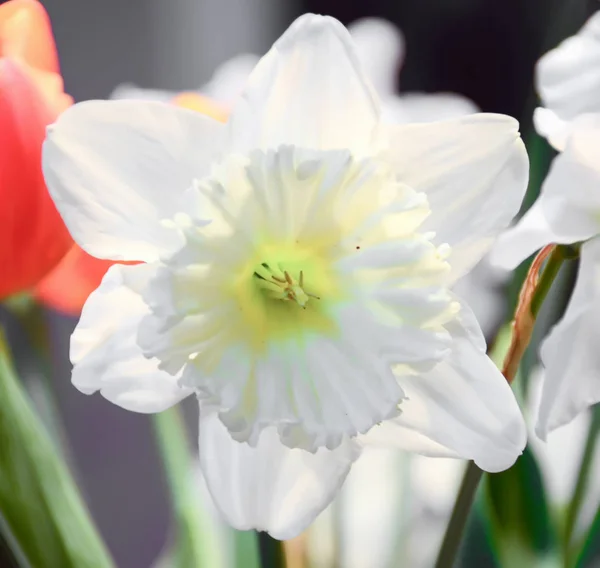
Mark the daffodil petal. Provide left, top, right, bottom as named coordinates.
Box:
left=386, top=113, right=529, bottom=282
left=536, top=238, right=600, bottom=440
left=363, top=313, right=526, bottom=473
left=347, top=17, right=405, bottom=97
left=71, top=264, right=193, bottom=412
left=383, top=92, right=478, bottom=124
left=43, top=100, right=224, bottom=262
left=198, top=408, right=359, bottom=540
left=536, top=11, right=600, bottom=125
left=533, top=107, right=570, bottom=151
left=492, top=114, right=600, bottom=269
left=225, top=14, right=381, bottom=156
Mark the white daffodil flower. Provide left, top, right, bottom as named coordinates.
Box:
left=533, top=11, right=600, bottom=151
left=43, top=14, right=528, bottom=539
left=491, top=13, right=600, bottom=440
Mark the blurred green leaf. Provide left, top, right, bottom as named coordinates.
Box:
left=574, top=503, right=600, bottom=568
left=458, top=497, right=500, bottom=568
left=484, top=446, right=556, bottom=567
left=0, top=329, right=113, bottom=568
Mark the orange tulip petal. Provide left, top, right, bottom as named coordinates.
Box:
left=0, top=59, right=72, bottom=299
left=35, top=246, right=114, bottom=316
left=0, top=0, right=59, bottom=73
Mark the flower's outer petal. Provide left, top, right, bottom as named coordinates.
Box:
left=171, top=92, right=229, bottom=122
left=536, top=238, right=600, bottom=440
left=347, top=17, right=405, bottom=97
left=363, top=305, right=526, bottom=472
left=43, top=100, right=225, bottom=262
left=491, top=114, right=600, bottom=269
left=35, top=245, right=114, bottom=316
left=71, top=263, right=193, bottom=412
left=533, top=107, right=570, bottom=152
left=386, top=114, right=529, bottom=282
left=536, top=12, right=600, bottom=125
left=110, top=84, right=176, bottom=102
left=225, top=14, right=380, bottom=156
left=0, top=59, right=72, bottom=299
left=0, top=0, right=59, bottom=73
left=198, top=408, right=359, bottom=540
left=383, top=92, right=478, bottom=124
left=201, top=53, right=260, bottom=106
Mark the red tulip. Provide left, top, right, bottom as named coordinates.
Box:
left=0, top=0, right=73, bottom=300
left=37, top=93, right=228, bottom=315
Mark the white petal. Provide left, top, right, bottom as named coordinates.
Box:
left=198, top=408, right=359, bottom=540
left=386, top=113, right=529, bottom=282
left=383, top=92, right=478, bottom=124
left=533, top=107, right=570, bottom=151
left=536, top=12, right=600, bottom=124
left=492, top=115, right=600, bottom=269
left=225, top=14, right=381, bottom=155
left=201, top=53, right=260, bottom=105
left=451, top=259, right=509, bottom=339
left=110, top=84, right=176, bottom=102
left=43, top=100, right=224, bottom=262
left=347, top=17, right=405, bottom=97
left=536, top=238, right=600, bottom=439
left=71, top=264, right=193, bottom=412
left=363, top=316, right=526, bottom=472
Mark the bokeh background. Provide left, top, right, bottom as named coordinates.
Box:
left=3, top=0, right=600, bottom=566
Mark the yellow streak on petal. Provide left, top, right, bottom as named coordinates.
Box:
left=172, top=92, right=229, bottom=123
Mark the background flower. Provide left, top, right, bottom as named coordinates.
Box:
left=0, top=0, right=73, bottom=299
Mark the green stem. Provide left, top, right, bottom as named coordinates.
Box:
left=530, top=246, right=567, bottom=317
left=234, top=531, right=260, bottom=568
left=564, top=406, right=600, bottom=567
left=152, top=408, right=224, bottom=568
left=434, top=244, right=573, bottom=568
left=258, top=533, right=287, bottom=568
left=434, top=462, right=484, bottom=568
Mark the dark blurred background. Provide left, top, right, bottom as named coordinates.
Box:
left=5, top=0, right=599, bottom=566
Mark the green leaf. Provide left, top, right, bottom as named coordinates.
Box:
left=458, top=496, right=500, bottom=568
left=574, top=504, right=600, bottom=568
left=0, top=330, right=113, bottom=568
left=484, top=446, right=556, bottom=567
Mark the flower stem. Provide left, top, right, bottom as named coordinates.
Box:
left=563, top=406, right=600, bottom=566
left=258, top=533, right=287, bottom=568
left=434, top=461, right=484, bottom=568
left=152, top=408, right=224, bottom=568
left=434, top=244, right=574, bottom=568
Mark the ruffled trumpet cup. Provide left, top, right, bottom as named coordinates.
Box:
left=43, top=14, right=529, bottom=538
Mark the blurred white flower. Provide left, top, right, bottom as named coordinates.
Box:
left=348, top=18, right=478, bottom=124
left=492, top=12, right=600, bottom=439
left=526, top=367, right=592, bottom=507
left=533, top=11, right=600, bottom=151
left=112, top=53, right=260, bottom=108
left=44, top=14, right=527, bottom=539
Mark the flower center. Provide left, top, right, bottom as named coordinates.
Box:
left=227, top=241, right=343, bottom=351
left=253, top=263, right=320, bottom=308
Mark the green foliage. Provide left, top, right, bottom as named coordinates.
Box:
left=0, top=331, right=113, bottom=568
left=484, top=446, right=556, bottom=567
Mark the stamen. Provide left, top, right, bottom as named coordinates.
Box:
left=253, top=263, right=319, bottom=308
